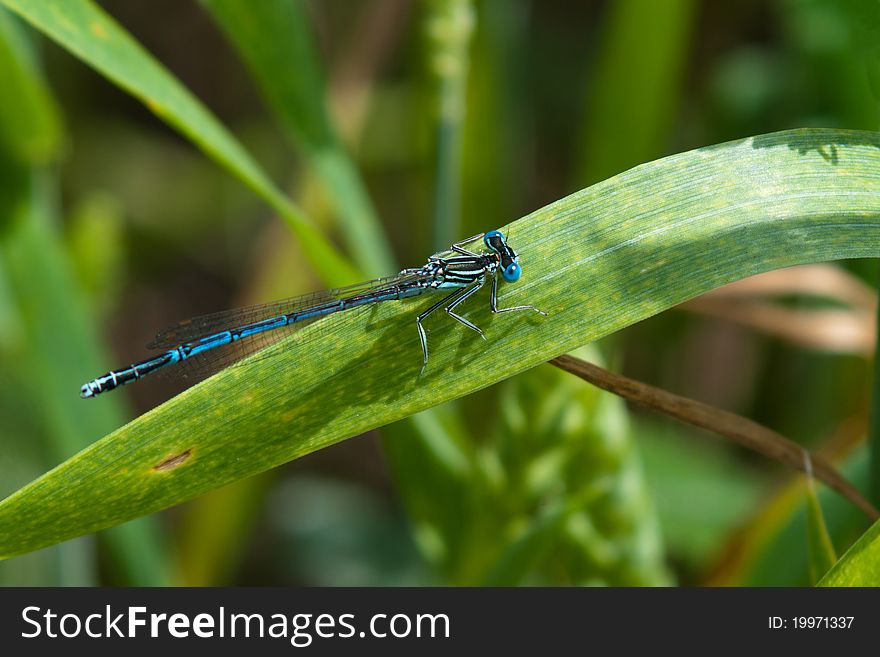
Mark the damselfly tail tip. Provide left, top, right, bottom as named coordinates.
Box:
left=80, top=382, right=95, bottom=399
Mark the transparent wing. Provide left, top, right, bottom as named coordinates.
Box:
left=427, top=232, right=485, bottom=260
left=147, top=271, right=428, bottom=384
left=147, top=273, right=421, bottom=349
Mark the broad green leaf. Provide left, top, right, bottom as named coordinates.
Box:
left=0, top=185, right=170, bottom=582
left=0, top=10, right=167, bottom=583
left=201, top=0, right=395, bottom=276
left=0, top=0, right=357, bottom=284
left=818, top=516, right=880, bottom=586
left=2, top=128, right=880, bottom=556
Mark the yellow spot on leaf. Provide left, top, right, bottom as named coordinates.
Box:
left=90, top=21, right=107, bottom=39
left=145, top=98, right=165, bottom=117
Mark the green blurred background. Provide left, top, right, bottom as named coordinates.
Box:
left=0, top=0, right=878, bottom=585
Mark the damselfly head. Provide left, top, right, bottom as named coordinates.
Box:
left=484, top=229, right=521, bottom=282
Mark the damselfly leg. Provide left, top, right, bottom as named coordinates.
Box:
left=489, top=274, right=546, bottom=316
left=429, top=233, right=484, bottom=260
left=449, top=233, right=484, bottom=257
left=416, top=282, right=482, bottom=368
left=444, top=276, right=487, bottom=338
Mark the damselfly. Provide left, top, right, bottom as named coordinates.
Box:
left=80, top=230, right=545, bottom=398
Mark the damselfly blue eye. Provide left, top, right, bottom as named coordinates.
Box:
left=484, top=230, right=505, bottom=249
left=503, top=262, right=521, bottom=282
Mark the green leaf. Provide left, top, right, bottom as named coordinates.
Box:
left=818, top=516, right=880, bottom=586
left=576, top=0, right=697, bottom=184
left=2, top=128, right=880, bottom=557
left=201, top=0, right=395, bottom=276
left=0, top=175, right=170, bottom=583
left=714, top=445, right=869, bottom=586
left=0, top=0, right=357, bottom=284
left=805, top=475, right=837, bottom=583
left=0, top=8, right=62, bottom=166
left=0, top=9, right=168, bottom=583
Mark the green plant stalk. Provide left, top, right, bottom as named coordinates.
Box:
left=1, top=129, right=880, bottom=557
left=426, top=0, right=475, bottom=249
left=484, top=347, right=669, bottom=586
left=432, top=117, right=464, bottom=250
left=0, top=0, right=358, bottom=285
left=385, top=0, right=475, bottom=579
left=382, top=0, right=481, bottom=580
left=719, top=446, right=868, bottom=586
left=460, top=0, right=527, bottom=239
left=577, top=0, right=697, bottom=185
left=805, top=476, right=837, bottom=583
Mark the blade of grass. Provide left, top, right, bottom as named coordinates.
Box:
left=0, top=8, right=61, bottom=165
left=805, top=472, right=837, bottom=583
left=707, top=444, right=869, bottom=586
left=382, top=0, right=479, bottom=581
left=200, top=0, right=395, bottom=276
left=818, top=515, right=880, bottom=586
left=0, top=0, right=357, bottom=285
left=576, top=0, right=697, bottom=185
left=0, top=9, right=168, bottom=583
left=1, top=175, right=170, bottom=583
left=186, top=0, right=406, bottom=578
left=2, top=128, right=880, bottom=556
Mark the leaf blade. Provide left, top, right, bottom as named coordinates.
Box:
left=818, top=517, right=880, bottom=586
left=201, top=0, right=395, bottom=276
left=0, top=0, right=357, bottom=284
left=2, top=128, right=880, bottom=557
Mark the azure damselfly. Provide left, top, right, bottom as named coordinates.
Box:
left=80, top=230, right=545, bottom=398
